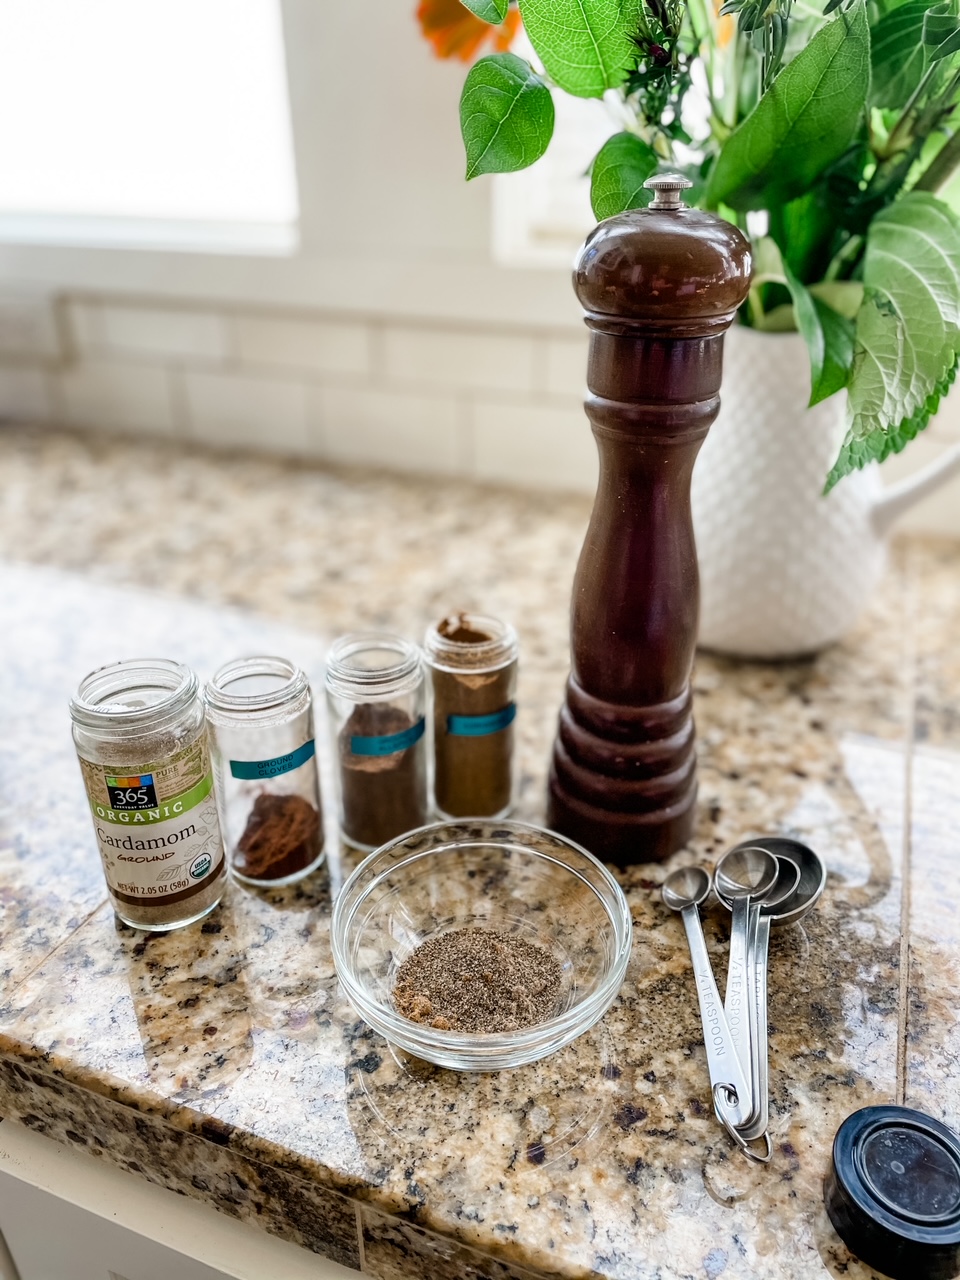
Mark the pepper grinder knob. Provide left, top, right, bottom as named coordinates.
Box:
left=644, top=172, right=693, bottom=210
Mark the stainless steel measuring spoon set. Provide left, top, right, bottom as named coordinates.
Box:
left=662, top=836, right=827, bottom=1162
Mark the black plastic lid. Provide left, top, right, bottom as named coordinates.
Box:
left=825, top=1106, right=960, bottom=1279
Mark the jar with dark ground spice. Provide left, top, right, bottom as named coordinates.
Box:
left=424, top=613, right=518, bottom=819
left=205, top=656, right=325, bottom=886
left=325, top=633, right=428, bottom=851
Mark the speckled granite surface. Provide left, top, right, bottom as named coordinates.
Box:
left=1, top=425, right=959, bottom=1280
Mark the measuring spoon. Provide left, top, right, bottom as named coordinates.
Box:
left=717, top=838, right=826, bottom=1142
left=716, top=851, right=800, bottom=1134
left=714, top=845, right=779, bottom=1123
left=662, top=867, right=752, bottom=1129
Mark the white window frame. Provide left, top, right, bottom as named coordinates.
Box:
left=0, top=0, right=580, bottom=332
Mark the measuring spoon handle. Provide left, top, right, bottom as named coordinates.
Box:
left=680, top=904, right=751, bottom=1126
left=738, top=913, right=772, bottom=1142
left=725, top=895, right=753, bottom=1081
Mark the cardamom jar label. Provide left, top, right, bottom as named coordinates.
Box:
left=78, top=737, right=225, bottom=906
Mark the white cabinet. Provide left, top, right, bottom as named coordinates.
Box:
left=0, top=1120, right=360, bottom=1280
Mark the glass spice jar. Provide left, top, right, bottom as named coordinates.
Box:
left=424, top=613, right=518, bottom=819
left=69, top=658, right=226, bottom=932
left=204, top=656, right=325, bottom=886
left=325, top=632, right=428, bottom=851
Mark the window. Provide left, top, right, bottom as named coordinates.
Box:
left=493, top=33, right=617, bottom=268
left=0, top=0, right=299, bottom=251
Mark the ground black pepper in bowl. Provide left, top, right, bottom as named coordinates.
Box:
left=393, top=928, right=562, bottom=1033
left=332, top=820, right=632, bottom=1070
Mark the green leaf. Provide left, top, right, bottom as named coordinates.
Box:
left=770, top=188, right=833, bottom=280
left=459, top=0, right=509, bottom=21
left=589, top=133, right=658, bottom=220
left=809, top=300, right=855, bottom=404
left=517, top=0, right=640, bottom=98
left=825, top=352, right=959, bottom=489
left=871, top=0, right=929, bottom=108
left=784, top=264, right=855, bottom=406
left=706, top=3, right=870, bottom=211
left=459, top=53, right=555, bottom=180
left=924, top=0, right=960, bottom=59
left=751, top=303, right=798, bottom=331
left=809, top=280, right=864, bottom=318
left=836, top=193, right=960, bottom=480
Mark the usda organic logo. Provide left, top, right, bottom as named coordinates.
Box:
left=189, top=852, right=212, bottom=879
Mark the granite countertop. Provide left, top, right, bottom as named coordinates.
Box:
left=2, top=425, right=959, bottom=1280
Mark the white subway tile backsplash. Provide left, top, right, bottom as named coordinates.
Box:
left=235, top=314, right=370, bottom=377
left=64, top=301, right=103, bottom=354
left=60, top=359, right=176, bottom=435
left=183, top=369, right=310, bottom=453
left=543, top=333, right=589, bottom=397
left=319, top=385, right=461, bottom=473
left=0, top=367, right=51, bottom=421
left=39, top=290, right=960, bottom=541
left=99, top=305, right=229, bottom=362
left=383, top=326, right=536, bottom=393
left=0, top=290, right=62, bottom=362
left=471, top=398, right=595, bottom=493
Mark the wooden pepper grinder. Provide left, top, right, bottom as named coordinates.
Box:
left=547, top=174, right=752, bottom=867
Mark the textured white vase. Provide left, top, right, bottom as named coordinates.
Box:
left=692, top=325, right=960, bottom=658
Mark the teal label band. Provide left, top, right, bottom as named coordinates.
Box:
left=447, top=703, right=517, bottom=737
left=350, top=717, right=425, bottom=757
left=230, top=738, right=316, bottom=781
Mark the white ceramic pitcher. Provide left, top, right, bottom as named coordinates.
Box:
left=693, top=325, right=960, bottom=658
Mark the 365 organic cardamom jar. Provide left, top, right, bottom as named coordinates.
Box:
left=70, top=658, right=226, bottom=931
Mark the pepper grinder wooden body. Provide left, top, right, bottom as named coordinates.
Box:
left=546, top=176, right=752, bottom=867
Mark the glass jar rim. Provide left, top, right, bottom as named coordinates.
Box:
left=69, top=658, right=199, bottom=732
left=325, top=632, right=422, bottom=699
left=423, top=612, right=518, bottom=673
left=205, top=655, right=309, bottom=715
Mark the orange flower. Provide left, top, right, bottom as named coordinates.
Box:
left=712, top=0, right=735, bottom=47
left=417, top=0, right=522, bottom=62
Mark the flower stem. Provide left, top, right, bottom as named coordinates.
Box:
left=913, top=128, right=960, bottom=193
left=885, top=64, right=939, bottom=156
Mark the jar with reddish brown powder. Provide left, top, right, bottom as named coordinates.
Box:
left=205, top=656, right=325, bottom=886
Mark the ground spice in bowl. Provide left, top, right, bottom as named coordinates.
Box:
left=393, top=927, right=562, bottom=1033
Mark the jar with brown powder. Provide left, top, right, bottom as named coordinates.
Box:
left=424, top=612, right=518, bottom=819
left=205, top=656, right=325, bottom=886
left=325, top=633, right=428, bottom=851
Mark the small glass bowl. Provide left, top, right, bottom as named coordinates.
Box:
left=331, top=820, right=632, bottom=1071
